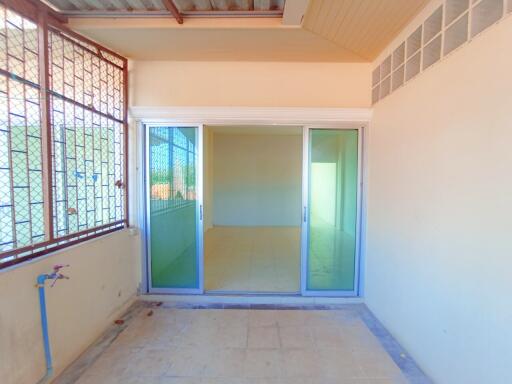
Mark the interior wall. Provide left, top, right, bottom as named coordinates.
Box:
left=130, top=61, right=371, bottom=108
left=366, top=12, right=512, bottom=384
left=212, top=132, right=302, bottom=227
left=0, top=231, right=139, bottom=384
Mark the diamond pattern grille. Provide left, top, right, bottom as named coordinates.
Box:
left=50, top=97, right=124, bottom=237
left=48, top=30, right=125, bottom=238
left=49, top=30, right=124, bottom=120
left=0, top=4, right=127, bottom=267
left=0, top=6, right=44, bottom=254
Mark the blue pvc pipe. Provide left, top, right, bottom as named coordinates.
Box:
left=37, top=274, right=53, bottom=378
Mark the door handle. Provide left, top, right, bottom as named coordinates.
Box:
left=200, top=204, right=203, bottom=220
left=303, top=206, right=307, bottom=223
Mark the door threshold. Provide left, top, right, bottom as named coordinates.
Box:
left=141, top=293, right=363, bottom=306
left=205, top=290, right=301, bottom=296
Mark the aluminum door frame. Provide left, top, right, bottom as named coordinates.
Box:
left=301, top=125, right=364, bottom=297
left=144, top=123, right=204, bottom=294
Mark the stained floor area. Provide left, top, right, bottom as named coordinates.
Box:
left=75, top=306, right=411, bottom=384
left=204, top=227, right=301, bottom=293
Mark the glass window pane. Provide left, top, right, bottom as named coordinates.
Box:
left=149, top=126, right=199, bottom=289
left=307, top=129, right=358, bottom=291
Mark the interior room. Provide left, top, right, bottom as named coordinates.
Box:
left=2, top=1, right=512, bottom=384
left=203, top=125, right=303, bottom=293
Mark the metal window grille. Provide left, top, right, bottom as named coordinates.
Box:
left=0, top=2, right=128, bottom=268
left=0, top=8, right=43, bottom=255
left=48, top=30, right=125, bottom=238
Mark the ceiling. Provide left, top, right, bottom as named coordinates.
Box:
left=302, top=0, right=430, bottom=60
left=68, top=18, right=364, bottom=62
left=58, top=0, right=429, bottom=62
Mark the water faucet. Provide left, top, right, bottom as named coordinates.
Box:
left=48, top=264, right=70, bottom=287
left=36, top=264, right=70, bottom=288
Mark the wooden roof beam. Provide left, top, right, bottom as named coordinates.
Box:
left=162, top=0, right=184, bottom=24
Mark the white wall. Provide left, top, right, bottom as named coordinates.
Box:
left=0, top=231, right=139, bottom=384
left=366, top=10, right=512, bottom=384
left=212, top=133, right=302, bottom=227
left=130, top=61, right=371, bottom=108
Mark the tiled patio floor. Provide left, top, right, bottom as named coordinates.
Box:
left=68, top=305, right=426, bottom=384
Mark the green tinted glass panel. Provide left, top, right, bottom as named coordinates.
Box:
left=307, top=129, right=358, bottom=291
left=149, top=127, right=198, bottom=289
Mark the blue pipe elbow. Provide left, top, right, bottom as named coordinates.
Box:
left=37, top=274, right=48, bottom=286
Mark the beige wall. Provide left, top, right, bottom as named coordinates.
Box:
left=366, top=12, right=512, bottom=384
left=0, top=230, right=139, bottom=384
left=212, top=133, right=302, bottom=227
left=130, top=61, right=372, bottom=108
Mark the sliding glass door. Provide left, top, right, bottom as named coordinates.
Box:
left=146, top=125, right=203, bottom=293
left=301, top=127, right=361, bottom=296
